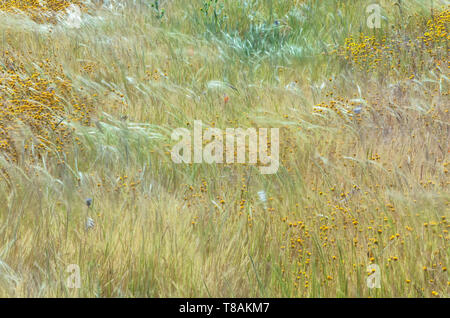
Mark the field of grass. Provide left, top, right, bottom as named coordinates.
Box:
left=0, top=0, right=448, bottom=297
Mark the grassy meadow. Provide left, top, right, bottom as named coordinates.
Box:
left=0, top=0, right=448, bottom=297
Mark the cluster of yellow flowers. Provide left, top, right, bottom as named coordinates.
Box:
left=288, top=10, right=450, bottom=295
left=336, top=9, right=449, bottom=76
left=279, top=188, right=449, bottom=295
left=0, top=0, right=85, bottom=23
left=421, top=8, right=450, bottom=46
left=0, top=50, right=94, bottom=163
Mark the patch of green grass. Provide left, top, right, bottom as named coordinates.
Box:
left=0, top=0, right=448, bottom=297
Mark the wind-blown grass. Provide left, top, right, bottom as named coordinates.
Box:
left=0, top=0, right=448, bottom=297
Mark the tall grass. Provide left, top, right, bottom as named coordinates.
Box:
left=0, top=0, right=448, bottom=297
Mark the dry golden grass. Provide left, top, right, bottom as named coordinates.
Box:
left=0, top=0, right=448, bottom=297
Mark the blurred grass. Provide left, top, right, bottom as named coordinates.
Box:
left=0, top=0, right=448, bottom=297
